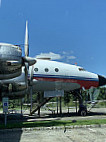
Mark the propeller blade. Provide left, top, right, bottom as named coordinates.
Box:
left=89, top=87, right=100, bottom=102
left=22, top=56, right=36, bottom=66
left=24, top=62, right=29, bottom=87
left=23, top=21, right=36, bottom=91
left=24, top=21, right=29, bottom=57
left=30, top=65, right=34, bottom=82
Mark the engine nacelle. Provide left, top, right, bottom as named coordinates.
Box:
left=0, top=43, right=22, bottom=79
left=0, top=71, right=27, bottom=100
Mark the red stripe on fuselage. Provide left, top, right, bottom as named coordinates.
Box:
left=33, top=77, right=99, bottom=89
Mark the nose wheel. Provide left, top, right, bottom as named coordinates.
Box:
left=78, top=105, right=87, bottom=116
left=71, top=89, right=87, bottom=116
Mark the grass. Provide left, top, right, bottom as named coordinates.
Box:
left=0, top=119, right=106, bottom=129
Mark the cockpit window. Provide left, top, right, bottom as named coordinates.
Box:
left=78, top=68, right=86, bottom=71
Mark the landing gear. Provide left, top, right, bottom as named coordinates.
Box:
left=71, top=89, right=87, bottom=116
left=78, top=105, right=87, bottom=116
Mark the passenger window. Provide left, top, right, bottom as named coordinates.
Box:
left=55, top=68, right=59, bottom=72
left=34, top=68, right=38, bottom=72
left=45, top=68, right=49, bottom=72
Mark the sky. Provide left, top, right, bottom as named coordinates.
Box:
left=0, top=0, right=106, bottom=75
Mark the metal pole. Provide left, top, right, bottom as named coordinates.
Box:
left=60, top=97, right=62, bottom=114
left=30, top=86, right=32, bottom=114
left=38, top=93, right=40, bottom=117
left=21, top=99, right=23, bottom=115
left=76, top=98, right=77, bottom=114
left=57, top=97, right=58, bottom=114
left=2, top=97, right=8, bottom=126
left=4, top=112, right=7, bottom=126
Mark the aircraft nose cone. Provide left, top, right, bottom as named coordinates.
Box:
left=98, top=75, right=106, bottom=86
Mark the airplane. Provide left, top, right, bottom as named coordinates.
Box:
left=0, top=21, right=106, bottom=116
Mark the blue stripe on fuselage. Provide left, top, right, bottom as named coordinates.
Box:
left=31, top=74, right=98, bottom=82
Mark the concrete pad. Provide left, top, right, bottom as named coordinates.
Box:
left=0, top=127, right=106, bottom=142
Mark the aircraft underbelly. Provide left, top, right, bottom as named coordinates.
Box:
left=33, top=80, right=80, bottom=92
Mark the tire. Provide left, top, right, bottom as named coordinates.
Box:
left=80, top=110, right=87, bottom=116
left=78, top=105, right=87, bottom=116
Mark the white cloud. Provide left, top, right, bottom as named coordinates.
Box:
left=36, top=52, right=62, bottom=60
left=62, top=51, right=67, bottom=55
left=67, top=56, right=76, bottom=60
left=61, top=51, right=76, bottom=63
left=62, top=50, right=74, bottom=55
left=36, top=51, right=77, bottom=63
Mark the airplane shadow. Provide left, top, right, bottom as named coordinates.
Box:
left=0, top=128, right=22, bottom=142
left=0, top=110, right=106, bottom=123
left=0, top=113, right=23, bottom=142
left=35, top=111, right=106, bottom=119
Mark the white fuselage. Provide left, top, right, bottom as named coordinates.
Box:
left=28, top=59, right=99, bottom=92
